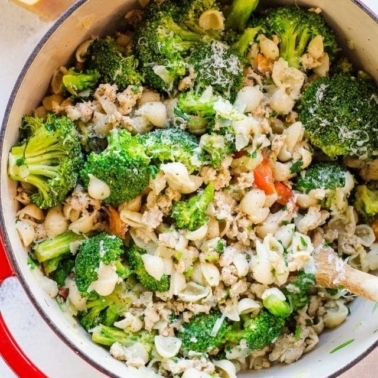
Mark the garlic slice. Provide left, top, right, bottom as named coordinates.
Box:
left=214, top=360, right=238, bottom=378
left=141, top=254, right=165, bottom=281
left=200, top=262, right=220, bottom=287
left=87, top=174, right=110, bottom=200
left=154, top=335, right=182, bottom=359
left=237, top=298, right=261, bottom=314
left=177, top=281, right=210, bottom=302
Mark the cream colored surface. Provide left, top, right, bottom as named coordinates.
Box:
left=0, top=0, right=378, bottom=377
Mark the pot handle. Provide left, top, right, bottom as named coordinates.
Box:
left=0, top=234, right=48, bottom=378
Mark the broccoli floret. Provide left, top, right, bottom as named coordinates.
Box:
left=200, top=134, right=235, bottom=168
left=75, top=232, right=131, bottom=295
left=62, top=68, right=100, bottom=97
left=78, top=283, right=132, bottom=331
left=250, top=6, right=338, bottom=69
left=133, top=1, right=200, bottom=92
left=87, top=36, right=143, bottom=91
left=91, top=324, right=155, bottom=353
left=8, top=114, right=83, bottom=209
left=140, top=127, right=202, bottom=173
left=33, top=231, right=85, bottom=277
left=224, top=0, right=260, bottom=31
left=127, top=243, right=170, bottom=292
left=230, top=26, right=263, bottom=63
left=179, top=309, right=231, bottom=353
left=354, top=185, right=378, bottom=220
left=295, top=162, right=353, bottom=211
left=225, top=309, right=285, bottom=350
left=188, top=39, right=243, bottom=100
left=262, top=289, right=292, bottom=318
left=171, top=181, right=214, bottom=231
left=283, top=271, right=316, bottom=312
left=298, top=73, right=378, bottom=159
left=81, top=128, right=150, bottom=205
left=295, top=162, right=349, bottom=193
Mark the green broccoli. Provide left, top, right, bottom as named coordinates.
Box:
left=81, top=128, right=151, bottom=205
left=225, top=309, right=286, bottom=350
left=179, top=309, right=231, bottom=353
left=75, top=232, right=131, bottom=295
left=91, top=324, right=155, bottom=353
left=188, top=39, right=244, bottom=100
left=295, top=162, right=349, bottom=193
left=224, top=0, right=260, bottom=31
left=87, top=36, right=143, bottom=91
left=250, top=5, right=338, bottom=69
left=230, top=26, right=263, bottom=63
left=78, top=283, right=132, bottom=331
left=298, top=73, right=378, bottom=159
left=200, top=133, right=235, bottom=168
left=126, top=243, right=170, bottom=293
left=33, top=231, right=85, bottom=279
left=354, top=185, right=378, bottom=220
left=283, top=271, right=316, bottom=312
left=62, top=68, right=101, bottom=96
left=294, top=162, right=353, bottom=211
left=171, top=181, right=215, bottom=231
left=133, top=1, right=200, bottom=92
left=140, top=127, right=202, bottom=173
left=262, top=290, right=292, bottom=318
left=8, top=114, right=82, bottom=209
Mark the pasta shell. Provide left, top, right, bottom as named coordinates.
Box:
left=15, top=220, right=36, bottom=247
left=200, top=262, right=220, bottom=287
left=141, top=254, right=165, bottom=281
left=87, top=174, right=110, bottom=200
left=198, top=10, right=225, bottom=31
left=323, top=300, right=349, bottom=328
left=182, top=369, right=212, bottom=378
left=237, top=298, right=261, bottom=314
left=154, top=335, right=182, bottom=359
left=232, top=253, right=249, bottom=277
left=184, top=224, right=208, bottom=240
left=214, top=360, right=238, bottom=378
left=136, top=101, right=167, bottom=127
left=75, top=39, right=93, bottom=62
left=44, top=206, right=68, bottom=238
left=170, top=270, right=187, bottom=296
left=355, top=224, right=375, bottom=247
left=177, top=281, right=210, bottom=302
left=87, top=262, right=119, bottom=296
left=17, top=203, right=45, bottom=222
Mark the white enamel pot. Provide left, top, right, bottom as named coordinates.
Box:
left=1, top=0, right=378, bottom=377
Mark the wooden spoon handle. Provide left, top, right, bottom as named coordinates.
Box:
left=314, top=247, right=378, bottom=302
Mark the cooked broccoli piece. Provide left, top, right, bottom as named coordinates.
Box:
left=8, top=114, right=83, bottom=209
left=33, top=231, right=85, bottom=279
left=171, top=181, right=214, bottom=231
left=283, top=271, right=316, bottom=311
left=230, top=26, right=263, bottom=63
left=295, top=162, right=349, bottom=193
left=133, top=1, right=200, bottom=92
left=298, top=73, right=378, bottom=159
left=250, top=5, right=338, bottom=69
left=62, top=68, right=100, bottom=96
left=75, top=233, right=131, bottom=295
left=174, top=0, right=221, bottom=37
left=91, top=324, right=155, bottom=353
left=262, top=290, right=292, bottom=318
left=87, top=36, right=143, bottom=91
left=200, top=133, right=235, bottom=168
left=78, top=283, right=132, bottom=331
left=179, top=309, right=231, bottom=353
left=140, top=127, right=202, bottom=173
left=81, top=128, right=150, bottom=205
left=224, top=0, right=260, bottom=31
left=354, top=185, right=378, bottom=220
left=126, top=243, right=170, bottom=292
left=294, top=162, right=353, bottom=211
left=225, top=309, right=286, bottom=350
left=188, top=39, right=244, bottom=100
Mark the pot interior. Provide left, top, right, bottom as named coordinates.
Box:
left=1, top=0, right=378, bottom=377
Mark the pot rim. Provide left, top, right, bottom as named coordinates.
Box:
left=1, top=0, right=378, bottom=377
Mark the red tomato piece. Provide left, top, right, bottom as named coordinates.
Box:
left=254, top=158, right=276, bottom=195
left=274, top=182, right=293, bottom=205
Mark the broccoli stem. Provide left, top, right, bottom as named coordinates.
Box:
left=232, top=27, right=262, bottom=58
left=33, top=231, right=84, bottom=263
left=91, top=324, right=140, bottom=347
left=225, top=0, right=260, bottom=31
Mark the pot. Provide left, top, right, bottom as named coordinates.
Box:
left=1, top=0, right=378, bottom=377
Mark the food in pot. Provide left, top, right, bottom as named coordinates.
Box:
left=7, top=0, right=378, bottom=376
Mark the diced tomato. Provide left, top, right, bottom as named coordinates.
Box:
left=274, top=182, right=293, bottom=205
left=254, top=158, right=276, bottom=195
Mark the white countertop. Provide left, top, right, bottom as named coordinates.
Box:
left=1, top=1, right=378, bottom=377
